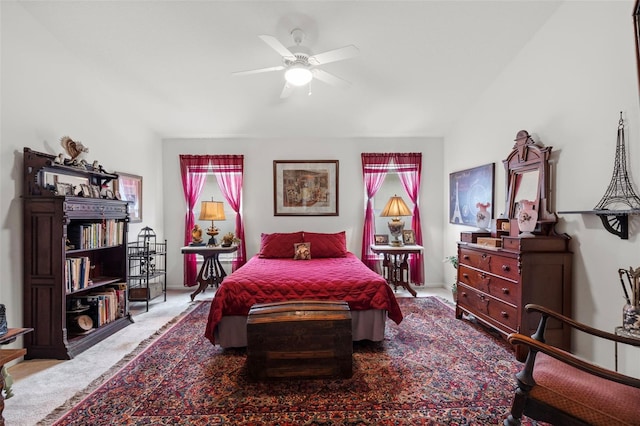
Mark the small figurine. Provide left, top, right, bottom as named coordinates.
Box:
left=60, top=136, right=89, bottom=162
left=191, top=224, right=204, bottom=245
left=221, top=232, right=240, bottom=247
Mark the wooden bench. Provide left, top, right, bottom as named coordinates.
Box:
left=246, top=300, right=352, bottom=379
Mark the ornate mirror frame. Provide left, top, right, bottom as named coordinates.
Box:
left=503, top=130, right=557, bottom=234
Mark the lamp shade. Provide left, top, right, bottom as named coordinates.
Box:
left=285, top=65, right=313, bottom=86
left=199, top=201, right=226, bottom=221
left=380, top=195, right=412, bottom=218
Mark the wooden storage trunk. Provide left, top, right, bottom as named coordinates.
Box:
left=246, top=300, right=352, bottom=379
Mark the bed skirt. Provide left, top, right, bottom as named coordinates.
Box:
left=214, top=309, right=388, bottom=348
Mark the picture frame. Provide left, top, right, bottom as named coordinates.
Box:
left=55, top=182, right=74, bottom=196
left=79, top=184, right=92, bottom=198
left=449, top=163, right=495, bottom=226
left=101, top=187, right=115, bottom=199
left=115, top=172, right=142, bottom=222
left=402, top=230, right=416, bottom=245
left=273, top=160, right=339, bottom=216
left=374, top=234, right=389, bottom=245
left=90, top=185, right=101, bottom=198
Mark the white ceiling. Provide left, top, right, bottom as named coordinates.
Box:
left=16, top=0, right=563, bottom=139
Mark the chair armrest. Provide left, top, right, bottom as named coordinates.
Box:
left=507, top=333, right=640, bottom=389
left=525, top=303, right=640, bottom=347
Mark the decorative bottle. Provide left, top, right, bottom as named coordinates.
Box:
left=517, top=200, right=538, bottom=237
left=475, top=202, right=491, bottom=231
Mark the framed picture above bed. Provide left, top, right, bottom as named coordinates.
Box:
left=273, top=160, right=339, bottom=216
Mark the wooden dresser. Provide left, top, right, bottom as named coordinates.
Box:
left=455, top=236, right=572, bottom=361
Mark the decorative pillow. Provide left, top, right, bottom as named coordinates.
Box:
left=302, top=231, right=347, bottom=258
left=293, top=242, right=311, bottom=260
left=258, top=232, right=304, bottom=258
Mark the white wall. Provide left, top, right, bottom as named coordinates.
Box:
left=0, top=3, right=165, bottom=340
left=162, top=137, right=444, bottom=288
left=443, top=0, right=640, bottom=374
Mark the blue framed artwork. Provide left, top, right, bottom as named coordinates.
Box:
left=449, top=163, right=495, bottom=226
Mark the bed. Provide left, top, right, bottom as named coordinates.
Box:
left=204, top=231, right=403, bottom=347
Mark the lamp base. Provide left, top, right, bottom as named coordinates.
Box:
left=206, top=226, right=219, bottom=246
left=389, top=239, right=403, bottom=247
left=388, top=219, right=405, bottom=247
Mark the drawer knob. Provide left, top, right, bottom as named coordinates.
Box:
left=502, top=287, right=509, bottom=294
left=502, top=265, right=510, bottom=272
left=463, top=255, right=470, bottom=260
left=462, top=273, right=469, bottom=279
left=501, top=311, right=508, bottom=318
left=481, top=253, right=488, bottom=259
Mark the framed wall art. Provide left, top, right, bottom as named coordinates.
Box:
left=273, top=160, right=339, bottom=216
left=449, top=163, right=495, bottom=226
left=115, top=172, right=142, bottom=222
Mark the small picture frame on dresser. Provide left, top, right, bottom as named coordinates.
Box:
left=374, top=234, right=389, bottom=245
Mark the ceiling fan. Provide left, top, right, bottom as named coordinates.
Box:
left=233, top=28, right=359, bottom=98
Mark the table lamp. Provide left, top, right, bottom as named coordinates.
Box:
left=199, top=200, right=226, bottom=246
left=380, top=195, right=412, bottom=246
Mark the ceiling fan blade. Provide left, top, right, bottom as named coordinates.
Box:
left=280, top=82, right=294, bottom=99
left=311, top=68, right=351, bottom=88
left=259, top=35, right=296, bottom=60
left=309, top=45, right=359, bottom=66
left=232, top=65, right=285, bottom=76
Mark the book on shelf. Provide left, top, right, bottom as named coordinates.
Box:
left=106, top=283, right=127, bottom=319
left=67, top=220, right=124, bottom=250
left=70, top=288, right=120, bottom=328
left=65, top=256, right=91, bottom=292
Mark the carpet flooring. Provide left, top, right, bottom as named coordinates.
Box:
left=46, top=297, right=533, bottom=425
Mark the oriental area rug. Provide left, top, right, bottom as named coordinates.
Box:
left=48, top=297, right=537, bottom=425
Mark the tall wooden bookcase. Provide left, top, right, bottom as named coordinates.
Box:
left=22, top=147, right=133, bottom=359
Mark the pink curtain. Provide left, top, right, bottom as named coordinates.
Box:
left=180, top=154, right=246, bottom=286
left=360, top=153, right=393, bottom=269
left=211, top=155, right=246, bottom=271
left=394, top=153, right=424, bottom=285
left=179, top=155, right=209, bottom=287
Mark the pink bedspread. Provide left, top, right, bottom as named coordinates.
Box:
left=205, top=253, right=403, bottom=344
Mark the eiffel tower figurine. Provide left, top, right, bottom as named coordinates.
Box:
left=593, top=112, right=640, bottom=239
left=451, top=181, right=463, bottom=224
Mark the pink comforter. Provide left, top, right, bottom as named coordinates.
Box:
left=205, top=253, right=403, bottom=344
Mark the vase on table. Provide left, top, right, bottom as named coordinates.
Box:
left=517, top=200, right=538, bottom=237
left=475, top=202, right=491, bottom=231
left=623, top=304, right=640, bottom=333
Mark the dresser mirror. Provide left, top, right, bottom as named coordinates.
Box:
left=512, top=169, right=540, bottom=211
left=503, top=130, right=557, bottom=234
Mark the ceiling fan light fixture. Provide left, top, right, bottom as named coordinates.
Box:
left=285, top=65, right=313, bottom=86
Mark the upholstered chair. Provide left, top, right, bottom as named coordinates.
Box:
left=504, top=304, right=640, bottom=426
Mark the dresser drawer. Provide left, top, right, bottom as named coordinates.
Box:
left=457, top=284, right=518, bottom=331
left=459, top=248, right=519, bottom=281
left=458, top=264, right=520, bottom=306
